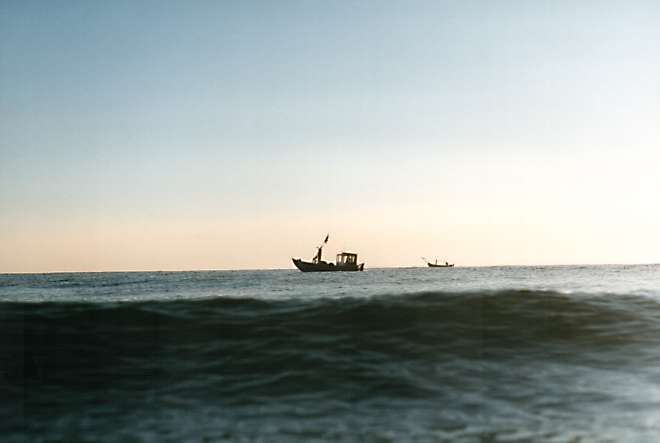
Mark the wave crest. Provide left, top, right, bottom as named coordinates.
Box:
left=2, top=290, right=659, bottom=391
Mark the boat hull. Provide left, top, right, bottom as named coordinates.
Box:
left=293, top=259, right=364, bottom=272
left=428, top=263, right=454, bottom=268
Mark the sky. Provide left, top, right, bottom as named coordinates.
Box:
left=1, top=0, right=659, bottom=272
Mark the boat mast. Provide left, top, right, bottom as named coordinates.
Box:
left=314, top=234, right=329, bottom=263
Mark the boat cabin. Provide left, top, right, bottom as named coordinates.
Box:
left=336, top=252, right=358, bottom=265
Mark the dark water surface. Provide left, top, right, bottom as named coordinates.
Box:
left=2, top=266, right=660, bottom=442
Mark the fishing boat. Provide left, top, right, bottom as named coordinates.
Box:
left=422, top=257, right=454, bottom=268
left=293, top=234, right=365, bottom=272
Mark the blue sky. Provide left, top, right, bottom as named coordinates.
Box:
left=1, top=1, right=659, bottom=271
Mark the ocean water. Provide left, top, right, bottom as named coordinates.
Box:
left=2, top=265, right=660, bottom=442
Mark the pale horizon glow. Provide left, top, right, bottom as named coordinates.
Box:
left=1, top=1, right=659, bottom=273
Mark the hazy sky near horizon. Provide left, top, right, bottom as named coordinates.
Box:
left=1, top=0, right=659, bottom=272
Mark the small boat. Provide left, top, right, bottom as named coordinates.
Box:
left=428, top=261, right=454, bottom=268
left=422, top=257, right=454, bottom=268
left=293, top=234, right=365, bottom=272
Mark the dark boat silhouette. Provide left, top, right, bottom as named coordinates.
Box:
left=422, top=257, right=454, bottom=268
left=293, top=234, right=365, bottom=272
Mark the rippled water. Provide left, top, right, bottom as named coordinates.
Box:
left=2, top=265, right=660, bottom=442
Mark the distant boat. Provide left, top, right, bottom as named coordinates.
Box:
left=422, top=257, right=454, bottom=268
left=293, top=234, right=365, bottom=272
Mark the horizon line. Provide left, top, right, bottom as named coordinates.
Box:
left=1, top=262, right=658, bottom=276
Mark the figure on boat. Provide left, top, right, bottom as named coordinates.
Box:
left=422, top=257, right=454, bottom=268
left=293, top=234, right=365, bottom=272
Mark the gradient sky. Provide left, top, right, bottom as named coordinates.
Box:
left=1, top=0, right=659, bottom=272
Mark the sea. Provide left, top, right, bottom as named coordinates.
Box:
left=2, top=265, right=660, bottom=443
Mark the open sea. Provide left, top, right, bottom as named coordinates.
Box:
left=2, top=265, right=660, bottom=442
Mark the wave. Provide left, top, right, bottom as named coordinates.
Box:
left=2, top=290, right=660, bottom=395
